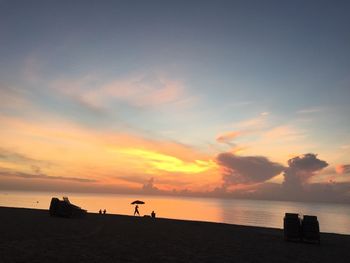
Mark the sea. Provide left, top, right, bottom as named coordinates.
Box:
left=1, top=190, right=349, bottom=235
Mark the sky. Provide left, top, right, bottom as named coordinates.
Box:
left=1, top=0, right=350, bottom=203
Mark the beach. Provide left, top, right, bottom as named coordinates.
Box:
left=0, top=207, right=349, bottom=263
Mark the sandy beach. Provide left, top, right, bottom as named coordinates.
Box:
left=0, top=206, right=349, bottom=263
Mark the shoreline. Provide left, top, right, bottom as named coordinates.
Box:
left=2, top=191, right=349, bottom=235
left=1, top=204, right=349, bottom=236
left=1, top=206, right=350, bottom=262
left=1, top=205, right=350, bottom=236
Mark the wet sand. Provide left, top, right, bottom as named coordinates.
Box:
left=0, top=206, right=349, bottom=262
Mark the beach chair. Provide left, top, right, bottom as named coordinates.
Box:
left=63, top=197, right=71, bottom=204
left=283, top=213, right=301, bottom=241
left=301, top=215, right=320, bottom=244
left=49, top=197, right=60, bottom=216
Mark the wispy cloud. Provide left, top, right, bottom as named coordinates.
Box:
left=340, top=145, right=350, bottom=150
left=53, top=73, right=193, bottom=110
left=0, top=148, right=51, bottom=166
left=0, top=86, right=32, bottom=110
left=215, top=113, right=270, bottom=149
left=297, top=107, right=324, bottom=114
left=263, top=125, right=306, bottom=142
left=216, top=131, right=241, bottom=144
left=236, top=112, right=269, bottom=130
left=0, top=167, right=96, bottom=183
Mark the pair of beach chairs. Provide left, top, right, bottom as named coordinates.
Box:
left=49, top=197, right=87, bottom=218
left=283, top=213, right=320, bottom=244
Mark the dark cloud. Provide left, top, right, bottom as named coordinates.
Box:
left=287, top=153, right=328, bottom=173
left=142, top=177, right=159, bottom=193
left=217, top=153, right=285, bottom=184
left=116, top=174, right=190, bottom=187
left=116, top=175, right=146, bottom=184
left=0, top=167, right=96, bottom=183
left=283, top=153, right=328, bottom=192
left=213, top=152, right=350, bottom=203
left=277, top=153, right=339, bottom=202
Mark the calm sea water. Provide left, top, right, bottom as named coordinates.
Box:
left=1, top=191, right=349, bottom=235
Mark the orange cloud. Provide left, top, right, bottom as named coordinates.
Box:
left=0, top=113, right=220, bottom=192
left=335, top=164, right=350, bottom=174
left=216, top=131, right=241, bottom=143
left=229, top=146, right=247, bottom=155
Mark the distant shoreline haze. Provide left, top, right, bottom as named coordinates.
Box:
left=0, top=173, right=349, bottom=204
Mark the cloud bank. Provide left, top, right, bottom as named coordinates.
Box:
left=215, top=152, right=349, bottom=203
left=283, top=153, right=328, bottom=192
left=217, top=153, right=285, bottom=184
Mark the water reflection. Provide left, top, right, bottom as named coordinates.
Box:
left=219, top=199, right=278, bottom=227
left=1, top=191, right=349, bottom=234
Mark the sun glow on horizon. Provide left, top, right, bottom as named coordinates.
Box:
left=113, top=148, right=217, bottom=174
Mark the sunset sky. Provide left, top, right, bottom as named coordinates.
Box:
left=1, top=1, right=349, bottom=202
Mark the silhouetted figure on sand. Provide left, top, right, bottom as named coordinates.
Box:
left=99, top=209, right=102, bottom=214
left=151, top=210, right=156, bottom=218
left=134, top=205, right=140, bottom=216
left=103, top=209, right=106, bottom=215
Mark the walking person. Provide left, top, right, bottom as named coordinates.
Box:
left=134, top=205, right=140, bottom=216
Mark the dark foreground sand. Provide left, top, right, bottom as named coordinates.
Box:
left=0, top=207, right=349, bottom=263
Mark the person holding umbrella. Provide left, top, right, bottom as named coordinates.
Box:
left=131, top=200, right=144, bottom=216
left=134, top=205, right=140, bottom=216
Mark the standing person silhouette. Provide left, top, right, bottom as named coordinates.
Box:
left=134, top=205, right=140, bottom=216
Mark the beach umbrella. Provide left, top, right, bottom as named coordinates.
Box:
left=131, top=200, right=145, bottom=205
